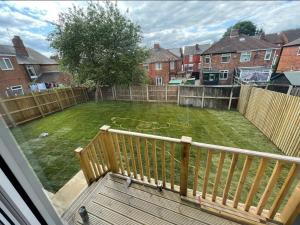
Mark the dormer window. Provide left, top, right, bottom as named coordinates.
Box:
left=240, top=51, right=251, bottom=62
left=221, top=53, right=231, bottom=63
left=0, top=58, right=13, bottom=70
left=26, top=65, right=38, bottom=79
left=264, top=49, right=272, bottom=60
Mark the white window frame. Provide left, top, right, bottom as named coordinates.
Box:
left=10, top=85, right=24, bottom=95
left=297, top=47, right=300, bottom=56
left=170, top=61, right=175, bottom=70
left=219, top=70, right=229, bottom=80
left=155, top=76, right=163, bottom=86
left=143, top=63, right=149, bottom=71
left=26, top=65, right=38, bottom=79
left=221, top=53, right=231, bottom=63
left=187, top=64, right=193, bottom=71
left=264, top=49, right=272, bottom=60
left=209, top=74, right=215, bottom=81
left=205, top=55, right=211, bottom=64
left=189, top=55, right=193, bottom=62
left=240, top=51, right=251, bottom=62
left=0, top=58, right=14, bottom=70
left=155, top=62, right=162, bottom=70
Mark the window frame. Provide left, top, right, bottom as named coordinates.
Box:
left=297, top=47, right=300, bottom=56
left=26, top=65, right=38, bottom=78
left=264, top=49, right=272, bottom=61
left=170, top=61, right=175, bottom=70
left=204, top=55, right=211, bottom=64
left=143, top=63, right=149, bottom=71
left=240, top=51, right=251, bottom=62
left=0, top=58, right=14, bottom=71
left=10, top=85, right=24, bottom=95
left=189, top=55, right=193, bottom=63
left=219, top=70, right=229, bottom=80
left=155, top=76, right=163, bottom=86
left=221, top=53, right=231, bottom=63
left=155, top=62, right=162, bottom=70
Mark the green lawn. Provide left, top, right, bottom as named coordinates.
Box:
left=11, top=101, right=283, bottom=200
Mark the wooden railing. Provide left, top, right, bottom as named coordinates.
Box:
left=75, top=125, right=300, bottom=225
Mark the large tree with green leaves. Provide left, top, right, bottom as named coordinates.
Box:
left=223, top=21, right=263, bottom=37
left=49, top=1, right=148, bottom=100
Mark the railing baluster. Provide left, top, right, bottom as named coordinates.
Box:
left=90, top=142, right=103, bottom=175
left=161, top=141, right=166, bottom=188
left=144, top=139, right=151, bottom=183
left=86, top=146, right=98, bottom=178
left=193, top=149, right=201, bottom=196
left=97, top=134, right=110, bottom=170
left=135, top=137, right=144, bottom=181
left=170, top=142, right=175, bottom=190
left=202, top=150, right=213, bottom=199
left=121, top=134, right=131, bottom=176
left=92, top=138, right=105, bottom=172
left=233, top=156, right=253, bottom=208
left=152, top=139, right=158, bottom=184
left=180, top=136, right=192, bottom=196
left=222, top=153, right=238, bottom=205
left=256, top=160, right=283, bottom=215
left=268, top=163, right=299, bottom=219
left=129, top=136, right=138, bottom=179
left=212, top=152, right=225, bottom=202
left=244, top=158, right=268, bottom=211
left=113, top=134, right=124, bottom=175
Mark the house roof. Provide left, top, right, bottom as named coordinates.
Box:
left=284, top=37, right=300, bottom=47
left=168, top=48, right=182, bottom=58
left=264, top=33, right=283, bottom=45
left=283, top=28, right=300, bottom=43
left=284, top=71, right=300, bottom=86
left=264, top=28, right=300, bottom=45
left=0, top=44, right=57, bottom=65
left=202, top=35, right=279, bottom=55
left=183, top=44, right=211, bottom=55
left=145, top=47, right=180, bottom=64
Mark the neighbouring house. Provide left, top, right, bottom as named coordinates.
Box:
left=201, top=29, right=280, bottom=85
left=142, top=43, right=182, bottom=85
left=264, top=28, right=300, bottom=47
left=0, top=36, right=71, bottom=97
left=276, top=38, right=300, bottom=73
left=183, top=44, right=211, bottom=81
left=271, top=71, right=300, bottom=86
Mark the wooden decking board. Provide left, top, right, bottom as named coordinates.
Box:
left=63, top=173, right=241, bottom=225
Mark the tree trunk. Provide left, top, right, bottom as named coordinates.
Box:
left=95, top=83, right=101, bottom=102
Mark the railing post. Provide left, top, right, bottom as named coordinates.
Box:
left=180, top=136, right=192, bottom=196
left=280, top=181, right=300, bottom=225
left=100, top=125, right=118, bottom=173
left=74, top=147, right=94, bottom=185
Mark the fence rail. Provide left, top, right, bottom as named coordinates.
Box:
left=0, top=87, right=89, bottom=127
left=75, top=126, right=300, bottom=225
left=238, top=85, right=300, bottom=157
left=98, top=85, right=241, bottom=110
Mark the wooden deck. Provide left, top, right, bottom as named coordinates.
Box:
left=62, top=173, right=241, bottom=225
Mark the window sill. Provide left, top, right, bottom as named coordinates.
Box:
left=1, top=68, right=14, bottom=71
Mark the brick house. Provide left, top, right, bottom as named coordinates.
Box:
left=0, top=36, right=71, bottom=97
left=201, top=30, right=280, bottom=85
left=276, top=38, right=300, bottom=73
left=142, top=44, right=182, bottom=85
left=183, top=44, right=210, bottom=79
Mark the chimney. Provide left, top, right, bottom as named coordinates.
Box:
left=230, top=29, right=239, bottom=38
left=154, top=43, right=160, bottom=49
left=12, top=36, right=28, bottom=57
left=195, top=44, right=199, bottom=50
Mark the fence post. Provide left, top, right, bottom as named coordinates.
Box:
left=177, top=85, right=180, bottom=105
left=70, top=87, right=77, bottom=105
left=287, top=85, right=293, bottom=96
left=280, top=181, right=300, bottom=225
left=201, top=86, right=205, bottom=108
left=100, top=125, right=118, bottom=173
left=83, top=87, right=89, bottom=102
left=165, top=85, right=168, bottom=102
left=54, top=89, right=63, bottom=111
left=180, top=136, right=192, bottom=196
left=31, top=92, right=44, bottom=117
left=74, top=147, right=94, bottom=185
left=228, top=86, right=233, bottom=110
left=146, top=85, right=149, bottom=101
left=129, top=85, right=133, bottom=101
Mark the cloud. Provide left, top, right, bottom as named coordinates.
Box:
left=1, top=1, right=300, bottom=56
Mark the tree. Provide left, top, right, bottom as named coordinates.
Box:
left=223, top=21, right=263, bottom=37
left=49, top=1, right=148, bottom=101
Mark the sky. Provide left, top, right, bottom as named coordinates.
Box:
left=1, top=1, right=300, bottom=57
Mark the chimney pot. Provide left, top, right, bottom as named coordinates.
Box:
left=12, top=36, right=28, bottom=57
left=154, top=43, right=160, bottom=49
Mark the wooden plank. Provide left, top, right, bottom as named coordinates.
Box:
left=180, top=136, right=192, bottom=196
left=144, top=139, right=151, bottom=183
left=222, top=153, right=238, bottom=205
left=244, top=158, right=268, bottom=211
left=170, top=143, right=176, bottom=190
left=54, top=89, right=63, bottom=110
left=151, top=139, right=158, bottom=184
left=255, top=160, right=283, bottom=215
left=135, top=137, right=144, bottom=181
left=113, top=134, right=124, bottom=175
left=202, top=150, right=213, bottom=199
left=212, top=152, right=225, bottom=202
left=31, top=92, right=44, bottom=117
left=128, top=136, right=137, bottom=179
left=192, top=149, right=201, bottom=196
left=121, top=134, right=131, bottom=176
left=233, top=156, right=252, bottom=208
left=161, top=141, right=166, bottom=187
left=70, top=87, right=77, bottom=104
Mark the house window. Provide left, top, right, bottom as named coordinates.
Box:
left=0, top=58, right=14, bottom=70
left=209, top=74, right=215, bottom=81
left=264, top=49, right=272, bottom=60
left=240, top=51, right=251, bottom=62
left=221, top=53, right=231, bottom=63
left=155, top=63, right=162, bottom=70
left=26, top=65, right=38, bottom=79
left=170, top=61, right=175, bottom=70
left=10, top=85, right=24, bottom=96
left=188, top=64, right=193, bottom=71
left=189, top=55, right=193, bottom=62
left=205, top=55, right=211, bottom=64
left=219, top=70, right=229, bottom=80
left=297, top=47, right=300, bottom=56
left=143, top=63, right=149, bottom=71
left=155, top=76, right=163, bottom=86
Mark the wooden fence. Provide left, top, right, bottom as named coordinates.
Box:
left=238, top=85, right=300, bottom=157
left=75, top=125, right=300, bottom=225
left=98, top=85, right=240, bottom=110
left=0, top=87, right=89, bottom=127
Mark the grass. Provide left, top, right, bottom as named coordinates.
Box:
left=11, top=101, right=284, bottom=203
